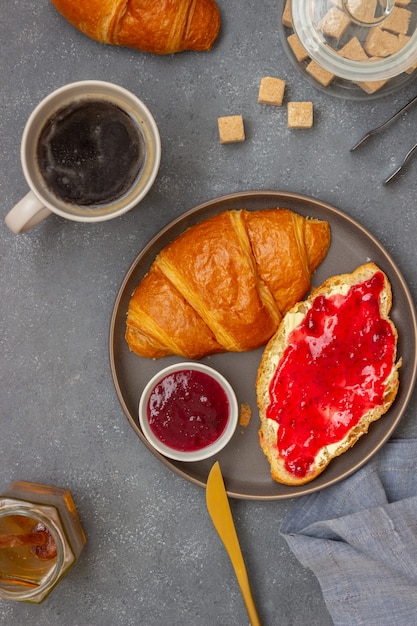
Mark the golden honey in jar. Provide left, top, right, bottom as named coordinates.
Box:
left=0, top=481, right=86, bottom=603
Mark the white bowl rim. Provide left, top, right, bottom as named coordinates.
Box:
left=138, top=362, right=239, bottom=462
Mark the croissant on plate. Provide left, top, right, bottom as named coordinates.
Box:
left=125, top=208, right=331, bottom=360
left=50, top=0, right=221, bottom=54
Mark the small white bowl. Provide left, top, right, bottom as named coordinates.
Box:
left=139, top=362, right=238, bottom=462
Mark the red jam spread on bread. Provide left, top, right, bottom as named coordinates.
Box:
left=266, top=272, right=396, bottom=478
left=147, top=370, right=229, bottom=451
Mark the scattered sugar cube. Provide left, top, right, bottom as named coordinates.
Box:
left=258, top=77, right=286, bottom=106
left=287, top=102, right=313, bottom=129
left=287, top=32, right=309, bottom=62
left=318, top=7, right=351, bottom=39
left=306, top=60, right=335, bottom=87
left=382, top=6, right=412, bottom=35
left=282, top=0, right=293, bottom=28
left=217, top=115, right=245, bottom=144
left=395, top=0, right=412, bottom=6
left=339, top=37, right=369, bottom=61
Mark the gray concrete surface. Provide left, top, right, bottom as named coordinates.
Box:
left=1, top=1, right=417, bottom=624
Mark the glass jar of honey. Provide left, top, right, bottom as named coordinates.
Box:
left=0, top=481, right=86, bottom=603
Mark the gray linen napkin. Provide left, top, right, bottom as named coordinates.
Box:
left=280, top=439, right=417, bottom=626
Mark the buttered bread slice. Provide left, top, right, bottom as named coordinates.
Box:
left=256, top=262, right=401, bottom=486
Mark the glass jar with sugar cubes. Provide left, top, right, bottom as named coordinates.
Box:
left=279, top=0, right=417, bottom=99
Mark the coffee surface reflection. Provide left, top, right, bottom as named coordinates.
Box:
left=36, top=99, right=145, bottom=206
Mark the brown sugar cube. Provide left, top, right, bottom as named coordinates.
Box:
left=364, top=26, right=403, bottom=56
left=287, top=102, right=313, bottom=129
left=406, top=60, right=417, bottom=74
left=217, top=115, right=245, bottom=144
left=258, top=77, right=286, bottom=106
left=306, top=60, right=335, bottom=87
left=356, top=77, right=389, bottom=93
left=282, top=0, right=293, bottom=28
left=395, top=0, right=412, bottom=6
left=339, top=37, right=369, bottom=61
left=381, top=6, right=412, bottom=35
left=356, top=55, right=389, bottom=93
left=344, top=0, right=377, bottom=23
left=397, top=33, right=411, bottom=48
left=318, top=7, right=351, bottom=39
left=287, top=32, right=309, bottom=62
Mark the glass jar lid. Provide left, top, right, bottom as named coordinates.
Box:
left=291, top=0, right=417, bottom=81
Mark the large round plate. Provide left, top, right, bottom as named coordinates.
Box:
left=109, top=191, right=417, bottom=499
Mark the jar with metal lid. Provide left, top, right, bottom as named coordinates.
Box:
left=279, top=0, right=417, bottom=99
left=0, top=481, right=86, bottom=603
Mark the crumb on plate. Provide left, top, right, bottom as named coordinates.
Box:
left=239, top=403, right=252, bottom=427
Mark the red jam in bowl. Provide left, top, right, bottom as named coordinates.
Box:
left=147, top=369, right=230, bottom=452
left=266, top=272, right=397, bottom=478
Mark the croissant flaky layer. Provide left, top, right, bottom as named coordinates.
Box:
left=50, top=0, right=221, bottom=54
left=125, top=209, right=331, bottom=359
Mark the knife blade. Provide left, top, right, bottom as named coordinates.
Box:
left=206, top=461, right=262, bottom=626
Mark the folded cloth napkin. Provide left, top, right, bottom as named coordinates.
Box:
left=280, top=439, right=417, bottom=626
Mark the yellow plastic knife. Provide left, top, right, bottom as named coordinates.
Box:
left=206, top=461, right=262, bottom=626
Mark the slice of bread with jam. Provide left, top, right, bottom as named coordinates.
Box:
left=256, top=262, right=401, bottom=486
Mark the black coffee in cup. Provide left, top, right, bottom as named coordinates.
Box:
left=36, top=100, right=145, bottom=206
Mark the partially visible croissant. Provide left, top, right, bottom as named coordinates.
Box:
left=126, top=209, right=331, bottom=359
left=50, top=0, right=221, bottom=54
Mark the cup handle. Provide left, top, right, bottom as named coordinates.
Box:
left=5, top=191, right=52, bottom=234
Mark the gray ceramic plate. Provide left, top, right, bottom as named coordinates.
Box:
left=109, top=191, right=417, bottom=499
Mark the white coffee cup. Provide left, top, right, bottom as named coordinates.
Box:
left=5, top=80, right=161, bottom=234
